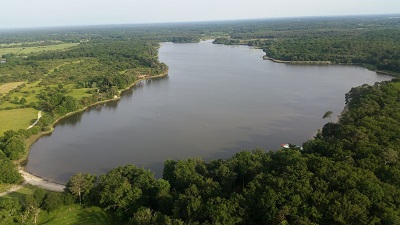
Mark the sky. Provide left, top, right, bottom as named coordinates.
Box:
left=1, top=0, right=400, bottom=29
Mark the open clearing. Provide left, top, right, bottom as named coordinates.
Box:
left=0, top=108, right=38, bottom=134
left=0, top=81, right=24, bottom=94
left=0, top=43, right=79, bottom=55
left=40, top=205, right=112, bottom=225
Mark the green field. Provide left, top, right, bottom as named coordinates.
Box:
left=0, top=108, right=38, bottom=134
left=0, top=43, right=79, bottom=56
left=65, top=87, right=95, bottom=100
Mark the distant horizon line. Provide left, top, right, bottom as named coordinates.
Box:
left=1, top=12, right=399, bottom=31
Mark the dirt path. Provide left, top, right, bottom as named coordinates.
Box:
left=0, top=185, right=24, bottom=197
left=27, top=111, right=42, bottom=129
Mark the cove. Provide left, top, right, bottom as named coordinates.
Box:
left=26, top=40, right=393, bottom=183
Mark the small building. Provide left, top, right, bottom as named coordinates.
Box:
left=0, top=59, right=6, bottom=64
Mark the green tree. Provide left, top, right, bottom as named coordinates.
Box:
left=322, top=111, right=333, bottom=119
left=43, top=192, right=63, bottom=212
left=98, top=165, right=157, bottom=219
left=4, top=136, right=25, bottom=160
left=33, top=188, right=46, bottom=207
left=66, top=172, right=96, bottom=205
left=19, top=97, right=27, bottom=104
left=0, top=199, right=22, bottom=224
left=0, top=159, right=22, bottom=183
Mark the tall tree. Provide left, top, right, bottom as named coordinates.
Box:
left=66, top=172, right=96, bottom=205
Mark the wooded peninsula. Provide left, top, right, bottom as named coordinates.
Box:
left=1, top=14, right=400, bottom=225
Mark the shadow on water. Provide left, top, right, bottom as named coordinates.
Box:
left=55, top=167, right=123, bottom=183
left=52, top=75, right=168, bottom=129
left=207, top=116, right=323, bottom=161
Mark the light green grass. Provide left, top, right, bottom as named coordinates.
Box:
left=0, top=108, right=38, bottom=134
left=0, top=82, right=25, bottom=94
left=40, top=205, right=112, bottom=225
left=0, top=101, right=20, bottom=109
left=66, top=88, right=95, bottom=100
left=0, top=184, right=14, bottom=193
left=0, top=43, right=79, bottom=56
left=0, top=185, right=35, bottom=202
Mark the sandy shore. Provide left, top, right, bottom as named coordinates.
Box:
left=19, top=169, right=65, bottom=192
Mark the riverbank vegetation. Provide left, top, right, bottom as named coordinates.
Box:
left=1, top=14, right=400, bottom=224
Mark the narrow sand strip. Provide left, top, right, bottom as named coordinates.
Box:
left=19, top=169, right=65, bottom=192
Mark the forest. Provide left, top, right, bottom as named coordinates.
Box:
left=212, top=15, right=400, bottom=74
left=0, top=14, right=400, bottom=224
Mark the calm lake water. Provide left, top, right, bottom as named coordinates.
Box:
left=26, top=41, right=393, bottom=183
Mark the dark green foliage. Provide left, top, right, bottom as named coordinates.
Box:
left=43, top=192, right=63, bottom=212
left=213, top=16, right=400, bottom=74
left=0, top=198, right=22, bottom=224
left=33, top=188, right=47, bottom=207
left=0, top=159, right=23, bottom=184
left=0, top=131, right=26, bottom=160
left=97, top=165, right=168, bottom=220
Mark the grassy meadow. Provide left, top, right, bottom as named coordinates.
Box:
left=0, top=43, right=78, bottom=56
left=0, top=108, right=37, bottom=134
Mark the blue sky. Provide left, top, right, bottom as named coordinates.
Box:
left=1, top=0, right=400, bottom=29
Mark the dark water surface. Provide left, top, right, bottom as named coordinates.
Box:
left=26, top=41, right=393, bottom=183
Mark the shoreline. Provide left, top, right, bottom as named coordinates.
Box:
left=19, top=71, right=168, bottom=186
left=262, top=55, right=400, bottom=77
left=18, top=168, right=65, bottom=192
left=262, top=55, right=332, bottom=65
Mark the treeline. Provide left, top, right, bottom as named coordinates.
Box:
left=0, top=128, right=42, bottom=184
left=261, top=29, right=400, bottom=73
left=212, top=16, right=400, bottom=74
left=2, top=79, right=397, bottom=224
left=2, top=15, right=399, bottom=73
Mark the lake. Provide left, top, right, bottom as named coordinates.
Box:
left=26, top=40, right=393, bottom=183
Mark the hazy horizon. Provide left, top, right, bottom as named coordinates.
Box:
left=0, top=13, right=398, bottom=31
left=1, top=0, right=399, bottom=29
